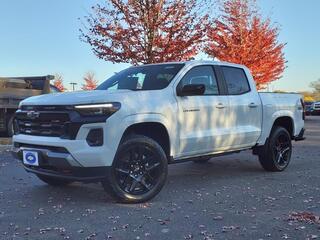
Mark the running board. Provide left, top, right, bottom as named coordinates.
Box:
left=169, top=149, right=249, bottom=164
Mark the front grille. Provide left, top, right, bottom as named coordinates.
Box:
left=15, top=111, right=70, bottom=137
left=20, top=105, right=73, bottom=111
left=15, top=105, right=109, bottom=139
left=14, top=105, right=81, bottom=139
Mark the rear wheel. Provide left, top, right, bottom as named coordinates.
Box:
left=259, top=126, right=292, bottom=172
left=102, top=135, right=168, bottom=203
left=37, top=175, right=73, bottom=186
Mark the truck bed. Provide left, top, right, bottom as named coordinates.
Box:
left=0, top=88, right=43, bottom=109
left=0, top=75, right=53, bottom=109
left=259, top=92, right=301, bottom=107
left=257, top=92, right=304, bottom=145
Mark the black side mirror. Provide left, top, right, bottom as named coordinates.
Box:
left=177, top=84, right=205, bottom=96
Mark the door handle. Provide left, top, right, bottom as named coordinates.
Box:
left=216, top=103, right=225, bottom=109
left=248, top=102, right=258, bottom=108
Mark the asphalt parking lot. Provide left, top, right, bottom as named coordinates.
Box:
left=0, top=117, right=320, bottom=240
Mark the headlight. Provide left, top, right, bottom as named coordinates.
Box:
left=74, top=102, right=121, bottom=116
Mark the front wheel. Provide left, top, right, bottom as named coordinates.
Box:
left=102, top=135, right=168, bottom=203
left=259, top=126, right=292, bottom=172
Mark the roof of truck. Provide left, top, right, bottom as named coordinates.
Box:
left=135, top=60, right=246, bottom=69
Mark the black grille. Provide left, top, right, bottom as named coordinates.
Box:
left=14, top=105, right=79, bottom=138
left=15, top=105, right=108, bottom=139
left=20, top=105, right=73, bottom=111
left=15, top=111, right=70, bottom=137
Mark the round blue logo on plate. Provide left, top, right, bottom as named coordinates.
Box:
left=25, top=152, right=36, bottom=164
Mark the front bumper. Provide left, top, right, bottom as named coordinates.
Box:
left=13, top=129, right=115, bottom=167
left=12, top=146, right=110, bottom=182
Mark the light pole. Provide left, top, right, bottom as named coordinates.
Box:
left=69, top=82, right=77, bottom=91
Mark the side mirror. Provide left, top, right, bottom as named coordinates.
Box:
left=177, top=84, right=205, bottom=96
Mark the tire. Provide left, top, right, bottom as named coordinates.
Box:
left=37, top=175, right=73, bottom=186
left=259, top=126, right=292, bottom=172
left=193, top=157, right=211, bottom=164
left=6, top=114, right=14, bottom=137
left=102, top=135, right=168, bottom=203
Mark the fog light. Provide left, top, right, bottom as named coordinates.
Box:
left=86, top=128, right=103, bottom=147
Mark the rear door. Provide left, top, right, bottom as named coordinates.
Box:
left=219, top=66, right=262, bottom=148
left=175, top=65, right=230, bottom=157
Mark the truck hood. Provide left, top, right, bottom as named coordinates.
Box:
left=21, top=90, right=133, bottom=106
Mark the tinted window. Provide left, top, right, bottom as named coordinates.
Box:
left=179, top=66, right=219, bottom=95
left=97, top=64, right=184, bottom=91
left=222, top=66, right=250, bottom=95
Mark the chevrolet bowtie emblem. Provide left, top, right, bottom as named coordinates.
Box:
left=26, top=111, right=40, bottom=119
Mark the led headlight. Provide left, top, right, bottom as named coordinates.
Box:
left=74, top=102, right=121, bottom=116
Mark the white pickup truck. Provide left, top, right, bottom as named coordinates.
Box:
left=12, top=61, right=305, bottom=203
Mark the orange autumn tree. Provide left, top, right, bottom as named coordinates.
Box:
left=80, top=0, right=208, bottom=65
left=53, top=74, right=66, bottom=92
left=205, top=0, right=286, bottom=89
left=82, top=72, right=98, bottom=90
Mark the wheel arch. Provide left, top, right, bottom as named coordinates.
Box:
left=120, top=121, right=171, bottom=158
left=256, top=111, right=295, bottom=147
left=272, top=116, right=294, bottom=138
left=253, top=115, right=294, bottom=156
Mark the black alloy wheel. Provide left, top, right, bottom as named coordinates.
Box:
left=115, top=145, right=163, bottom=195
left=102, top=135, right=168, bottom=203
left=272, top=131, right=291, bottom=168
left=259, top=126, right=292, bottom=172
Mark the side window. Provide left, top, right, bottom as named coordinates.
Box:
left=222, top=66, right=250, bottom=95
left=179, top=66, right=219, bottom=95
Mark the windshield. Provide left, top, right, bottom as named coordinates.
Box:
left=96, top=63, right=184, bottom=91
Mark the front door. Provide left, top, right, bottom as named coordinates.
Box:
left=175, top=65, right=230, bottom=158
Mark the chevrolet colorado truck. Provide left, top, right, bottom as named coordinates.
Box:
left=12, top=61, right=305, bottom=203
